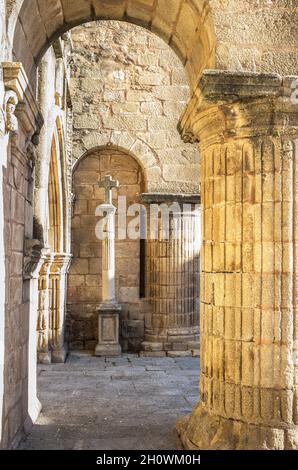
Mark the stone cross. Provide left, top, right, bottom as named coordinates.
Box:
left=98, top=175, right=119, bottom=204
left=95, top=174, right=121, bottom=357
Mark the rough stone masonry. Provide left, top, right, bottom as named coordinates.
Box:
left=0, top=0, right=298, bottom=452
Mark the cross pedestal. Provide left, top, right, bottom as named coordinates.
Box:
left=95, top=176, right=122, bottom=357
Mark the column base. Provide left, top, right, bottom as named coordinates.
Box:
left=177, top=402, right=298, bottom=450
left=95, top=303, right=122, bottom=357
left=95, top=343, right=122, bottom=357
left=37, top=351, right=51, bottom=364
left=51, top=346, right=68, bottom=363
left=142, top=326, right=200, bottom=357
left=27, top=398, right=42, bottom=428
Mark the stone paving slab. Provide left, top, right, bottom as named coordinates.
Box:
left=19, top=353, right=199, bottom=450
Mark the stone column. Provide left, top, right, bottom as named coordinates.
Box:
left=24, top=239, right=43, bottom=424
left=177, top=70, right=298, bottom=450
left=37, top=251, right=52, bottom=364
left=101, top=204, right=117, bottom=304
left=49, top=253, right=72, bottom=363
left=141, top=193, right=201, bottom=357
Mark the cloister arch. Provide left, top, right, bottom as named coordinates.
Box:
left=36, top=116, right=71, bottom=365
left=8, top=0, right=216, bottom=90
left=1, top=0, right=297, bottom=452
left=48, top=129, right=64, bottom=252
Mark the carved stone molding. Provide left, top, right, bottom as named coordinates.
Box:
left=1, top=62, right=43, bottom=141
left=49, top=253, right=73, bottom=275
left=23, top=238, right=43, bottom=279
left=70, top=192, right=76, bottom=217
left=178, top=70, right=298, bottom=149
left=0, top=104, right=5, bottom=137
left=177, top=124, right=200, bottom=145
left=141, top=192, right=200, bottom=205
left=4, top=89, right=18, bottom=134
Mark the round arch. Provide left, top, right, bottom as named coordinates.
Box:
left=73, top=140, right=160, bottom=192
left=9, top=0, right=216, bottom=90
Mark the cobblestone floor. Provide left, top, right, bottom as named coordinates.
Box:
left=19, top=352, right=200, bottom=450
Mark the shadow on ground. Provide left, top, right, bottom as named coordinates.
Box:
left=19, top=352, right=200, bottom=450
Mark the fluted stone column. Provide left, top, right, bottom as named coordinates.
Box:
left=141, top=193, right=201, bottom=356
left=49, top=253, right=72, bottom=363
left=177, top=71, right=298, bottom=449
left=37, top=251, right=52, bottom=364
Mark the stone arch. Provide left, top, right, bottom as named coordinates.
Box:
left=73, top=138, right=159, bottom=192
left=8, top=0, right=216, bottom=89
left=68, top=145, right=147, bottom=352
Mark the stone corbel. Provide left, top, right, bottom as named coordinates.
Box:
left=23, top=238, right=43, bottom=279
left=4, top=89, right=18, bottom=134
left=1, top=62, right=43, bottom=143
left=0, top=69, right=18, bottom=138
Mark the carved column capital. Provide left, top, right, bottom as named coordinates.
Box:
left=49, top=253, right=73, bottom=275
left=179, top=70, right=298, bottom=149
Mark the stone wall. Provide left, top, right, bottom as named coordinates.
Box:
left=69, top=20, right=200, bottom=194
left=67, top=148, right=149, bottom=353
left=0, top=62, right=43, bottom=448
left=211, top=0, right=298, bottom=76
left=0, top=39, right=71, bottom=446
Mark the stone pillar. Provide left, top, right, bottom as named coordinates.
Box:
left=101, top=204, right=117, bottom=304
left=141, top=193, right=201, bottom=357
left=0, top=62, right=43, bottom=445
left=95, top=177, right=122, bottom=357
left=49, top=253, right=72, bottom=363
left=177, top=70, right=298, bottom=450
left=24, top=239, right=43, bottom=425
left=37, top=251, right=52, bottom=364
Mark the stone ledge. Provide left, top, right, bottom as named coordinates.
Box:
left=141, top=192, right=201, bottom=204
left=199, top=69, right=282, bottom=104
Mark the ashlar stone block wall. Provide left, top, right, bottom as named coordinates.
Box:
left=69, top=20, right=200, bottom=194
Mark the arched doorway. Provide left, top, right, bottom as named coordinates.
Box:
left=68, top=146, right=146, bottom=353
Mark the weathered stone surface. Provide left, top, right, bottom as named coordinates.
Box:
left=2, top=0, right=298, bottom=453
left=19, top=353, right=199, bottom=450
left=177, top=70, right=298, bottom=450
left=70, top=21, right=200, bottom=194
